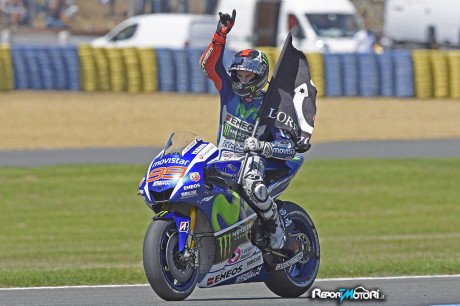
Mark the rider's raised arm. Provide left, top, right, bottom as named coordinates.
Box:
left=199, top=10, right=236, bottom=101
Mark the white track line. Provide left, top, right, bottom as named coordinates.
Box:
left=1, top=274, right=459, bottom=291
left=0, top=284, right=150, bottom=291
left=316, top=274, right=460, bottom=282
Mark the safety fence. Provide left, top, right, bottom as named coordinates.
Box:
left=0, top=44, right=459, bottom=98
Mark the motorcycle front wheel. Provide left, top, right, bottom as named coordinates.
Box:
left=143, top=219, right=198, bottom=301
left=264, top=201, right=320, bottom=298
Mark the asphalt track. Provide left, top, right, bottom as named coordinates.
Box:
left=1, top=275, right=459, bottom=305
left=1, top=139, right=460, bottom=167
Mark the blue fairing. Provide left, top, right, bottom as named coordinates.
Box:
left=139, top=138, right=219, bottom=206
left=266, top=155, right=304, bottom=198
left=152, top=211, right=191, bottom=252
left=138, top=132, right=305, bottom=277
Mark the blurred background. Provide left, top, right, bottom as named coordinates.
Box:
left=0, top=0, right=459, bottom=98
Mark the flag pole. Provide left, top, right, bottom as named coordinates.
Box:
left=237, top=33, right=293, bottom=185
left=238, top=117, right=260, bottom=184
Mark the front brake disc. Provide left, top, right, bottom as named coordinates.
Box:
left=165, top=232, right=194, bottom=282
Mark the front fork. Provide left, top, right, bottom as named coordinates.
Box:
left=163, top=203, right=197, bottom=247
left=188, top=205, right=197, bottom=248
left=160, top=203, right=199, bottom=267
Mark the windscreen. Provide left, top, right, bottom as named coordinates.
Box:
left=163, top=131, right=200, bottom=156
left=306, top=13, right=359, bottom=38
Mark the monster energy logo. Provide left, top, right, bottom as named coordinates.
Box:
left=223, top=122, right=232, bottom=136
left=217, top=233, right=231, bottom=258
left=154, top=211, right=169, bottom=218
left=223, top=123, right=250, bottom=141
left=236, top=103, right=258, bottom=120
left=261, top=53, right=268, bottom=67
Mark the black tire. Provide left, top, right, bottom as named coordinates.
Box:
left=143, top=219, right=198, bottom=301
left=264, top=202, right=320, bottom=298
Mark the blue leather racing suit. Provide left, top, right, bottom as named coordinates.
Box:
left=200, top=32, right=296, bottom=228
left=199, top=34, right=296, bottom=162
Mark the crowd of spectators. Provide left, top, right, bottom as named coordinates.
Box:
left=0, top=0, right=78, bottom=29
left=0, top=0, right=31, bottom=27
left=1, top=0, right=218, bottom=31
left=128, top=0, right=217, bottom=16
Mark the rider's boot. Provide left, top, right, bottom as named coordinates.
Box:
left=263, top=203, right=286, bottom=249
left=249, top=181, right=286, bottom=249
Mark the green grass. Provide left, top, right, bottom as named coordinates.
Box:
left=0, top=159, right=459, bottom=287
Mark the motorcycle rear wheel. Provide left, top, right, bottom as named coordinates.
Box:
left=264, top=201, right=320, bottom=298
left=143, top=219, right=198, bottom=301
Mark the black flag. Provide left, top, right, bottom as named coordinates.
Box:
left=259, top=32, right=317, bottom=153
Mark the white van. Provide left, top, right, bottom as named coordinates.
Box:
left=216, top=0, right=361, bottom=53
left=384, top=0, right=460, bottom=48
left=90, top=13, right=216, bottom=49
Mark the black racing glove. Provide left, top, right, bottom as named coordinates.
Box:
left=216, top=9, right=236, bottom=36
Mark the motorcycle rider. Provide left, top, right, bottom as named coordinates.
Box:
left=200, top=10, right=297, bottom=249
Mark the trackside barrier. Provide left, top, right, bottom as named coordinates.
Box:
left=188, top=48, right=207, bottom=93
left=107, top=48, right=126, bottom=92
left=2, top=45, right=459, bottom=98
left=37, top=47, right=54, bottom=90
left=358, top=53, right=380, bottom=96
left=173, top=49, right=190, bottom=93
left=0, top=44, right=14, bottom=91
left=49, top=47, right=68, bottom=90
left=341, top=53, right=359, bottom=96
left=324, top=53, right=342, bottom=97
left=430, top=50, right=449, bottom=98
left=23, top=46, right=42, bottom=89
left=93, top=47, right=111, bottom=91
left=11, top=46, right=27, bottom=89
left=377, top=52, right=394, bottom=96
left=448, top=51, right=460, bottom=98
left=122, top=47, right=142, bottom=93
left=78, top=45, right=97, bottom=92
left=156, top=48, right=175, bottom=92
left=393, top=50, right=415, bottom=97
left=137, top=48, right=158, bottom=93
left=305, top=52, right=325, bottom=98
left=412, top=50, right=433, bottom=98
left=61, top=45, right=80, bottom=91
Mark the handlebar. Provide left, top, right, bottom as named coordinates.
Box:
left=218, top=171, right=236, bottom=179
left=203, top=164, right=236, bottom=186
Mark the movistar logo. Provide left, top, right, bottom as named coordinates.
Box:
left=236, top=103, right=258, bottom=120
left=217, top=234, right=231, bottom=258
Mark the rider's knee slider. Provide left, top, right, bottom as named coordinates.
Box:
left=253, top=182, right=269, bottom=202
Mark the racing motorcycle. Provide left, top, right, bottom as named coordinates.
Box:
left=138, top=131, right=320, bottom=301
